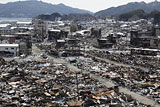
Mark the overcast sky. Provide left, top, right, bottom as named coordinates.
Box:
left=0, top=0, right=155, bottom=12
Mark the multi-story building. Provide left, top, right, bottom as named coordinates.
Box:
left=48, top=29, right=68, bottom=42
left=0, top=44, right=19, bottom=56
left=33, top=19, right=48, bottom=42
left=0, top=32, right=32, bottom=56
left=130, top=26, right=160, bottom=49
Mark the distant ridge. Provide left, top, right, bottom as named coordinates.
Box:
left=95, top=1, right=160, bottom=16
left=0, top=0, right=92, bottom=18
left=36, top=13, right=96, bottom=22
left=117, top=9, right=160, bottom=25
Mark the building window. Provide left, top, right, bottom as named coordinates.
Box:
left=5, top=48, right=8, bottom=50
left=11, top=48, right=14, bottom=50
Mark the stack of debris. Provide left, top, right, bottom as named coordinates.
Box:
left=0, top=59, right=151, bottom=106
left=75, top=56, right=160, bottom=104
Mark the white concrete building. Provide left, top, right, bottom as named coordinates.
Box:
left=0, top=44, right=19, bottom=56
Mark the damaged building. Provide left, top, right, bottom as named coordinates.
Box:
left=96, top=33, right=118, bottom=49
left=59, top=38, right=81, bottom=57
left=33, top=19, right=48, bottom=42
left=0, top=24, right=11, bottom=35
left=48, top=29, right=68, bottom=42
left=97, top=38, right=113, bottom=49
left=0, top=32, right=32, bottom=56
left=91, top=28, right=102, bottom=38
left=130, top=26, right=160, bottom=49
left=0, top=44, right=19, bottom=56
left=15, top=32, right=32, bottom=55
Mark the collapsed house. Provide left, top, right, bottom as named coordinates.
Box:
left=0, top=58, right=150, bottom=106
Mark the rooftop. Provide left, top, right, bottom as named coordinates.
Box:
left=57, top=40, right=65, bottom=42
left=0, top=24, right=11, bottom=28
left=0, top=44, right=19, bottom=47
left=1, top=35, right=17, bottom=38
left=49, top=29, right=61, bottom=32
left=16, top=21, right=32, bottom=25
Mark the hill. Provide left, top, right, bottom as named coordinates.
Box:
left=118, top=9, right=147, bottom=21
left=0, top=0, right=92, bottom=18
left=117, top=9, right=160, bottom=25
left=95, top=1, right=160, bottom=16
left=36, top=13, right=96, bottom=22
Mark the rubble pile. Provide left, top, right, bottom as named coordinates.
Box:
left=36, top=44, right=60, bottom=57
left=87, top=50, right=160, bottom=70
left=75, top=56, right=160, bottom=104
left=0, top=59, right=150, bottom=106
left=0, top=57, right=6, bottom=65
left=36, top=44, right=53, bottom=51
